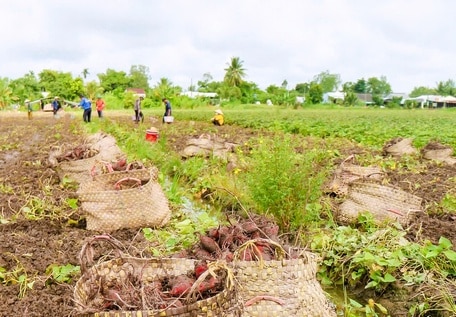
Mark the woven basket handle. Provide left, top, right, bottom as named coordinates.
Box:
left=90, top=160, right=114, bottom=177
left=233, top=238, right=287, bottom=261
left=113, top=177, right=142, bottom=190
left=79, top=235, right=127, bottom=275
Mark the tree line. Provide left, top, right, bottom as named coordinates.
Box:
left=0, top=57, right=455, bottom=110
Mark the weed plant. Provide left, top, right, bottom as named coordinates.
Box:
left=238, top=134, right=332, bottom=232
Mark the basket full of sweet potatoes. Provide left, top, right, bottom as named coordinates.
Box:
left=73, top=235, right=241, bottom=317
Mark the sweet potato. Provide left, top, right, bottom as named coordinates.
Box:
left=194, top=260, right=208, bottom=278
left=198, top=276, right=220, bottom=293
left=241, top=221, right=259, bottom=234
left=199, top=235, right=221, bottom=254
left=169, top=275, right=195, bottom=297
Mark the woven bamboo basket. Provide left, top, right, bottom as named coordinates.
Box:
left=73, top=236, right=241, bottom=317
left=77, top=168, right=171, bottom=231
left=383, top=138, right=417, bottom=157
left=338, top=181, right=422, bottom=225
left=57, top=153, right=102, bottom=184
left=232, top=239, right=336, bottom=317
left=328, top=156, right=383, bottom=196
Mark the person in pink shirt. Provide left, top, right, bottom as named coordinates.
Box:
left=95, top=95, right=105, bottom=118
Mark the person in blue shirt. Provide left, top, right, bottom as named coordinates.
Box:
left=52, top=96, right=61, bottom=116
left=79, top=94, right=92, bottom=122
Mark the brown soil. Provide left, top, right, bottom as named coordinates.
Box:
left=0, top=112, right=455, bottom=316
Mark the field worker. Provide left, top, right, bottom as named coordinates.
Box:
left=134, top=96, right=144, bottom=123
left=52, top=96, right=61, bottom=116
left=211, top=109, right=224, bottom=126
left=95, top=95, right=105, bottom=118
left=162, top=98, right=172, bottom=123
left=25, top=99, right=32, bottom=120
left=79, top=94, right=92, bottom=123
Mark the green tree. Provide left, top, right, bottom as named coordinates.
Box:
left=409, top=86, right=436, bottom=98
left=313, top=70, right=341, bottom=93
left=239, top=81, right=262, bottom=104
left=197, top=73, right=213, bottom=92
left=38, top=70, right=78, bottom=100
left=295, top=83, right=309, bottom=94
left=0, top=77, right=15, bottom=109
left=10, top=71, right=40, bottom=101
left=366, top=76, right=392, bottom=96
left=152, top=77, right=177, bottom=101
left=307, top=82, right=323, bottom=104
left=98, top=69, right=132, bottom=94
left=129, top=65, right=150, bottom=90
left=223, top=57, right=246, bottom=87
left=353, top=78, right=367, bottom=93
left=435, top=79, right=456, bottom=96
left=81, top=68, right=89, bottom=80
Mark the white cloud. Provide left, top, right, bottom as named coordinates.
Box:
left=1, top=0, right=455, bottom=93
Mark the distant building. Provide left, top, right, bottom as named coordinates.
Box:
left=356, top=93, right=373, bottom=105
left=323, top=91, right=345, bottom=103
left=180, top=91, right=218, bottom=98
left=402, top=95, right=456, bottom=108
left=126, top=88, right=146, bottom=98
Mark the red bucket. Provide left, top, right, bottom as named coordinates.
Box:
left=145, top=130, right=159, bottom=142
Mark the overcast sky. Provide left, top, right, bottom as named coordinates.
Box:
left=1, top=0, right=454, bottom=93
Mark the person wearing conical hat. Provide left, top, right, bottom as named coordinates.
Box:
left=211, top=109, right=224, bottom=126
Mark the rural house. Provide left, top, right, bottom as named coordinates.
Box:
left=125, top=88, right=146, bottom=98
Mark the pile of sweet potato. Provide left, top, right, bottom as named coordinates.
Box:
left=174, top=215, right=288, bottom=262
left=56, top=144, right=98, bottom=162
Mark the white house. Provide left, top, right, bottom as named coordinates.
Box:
left=180, top=91, right=218, bottom=99
left=401, top=95, right=456, bottom=108
left=323, top=91, right=345, bottom=103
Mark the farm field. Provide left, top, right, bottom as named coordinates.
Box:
left=0, top=107, right=455, bottom=316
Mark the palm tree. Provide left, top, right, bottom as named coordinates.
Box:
left=82, top=68, right=90, bottom=80
left=224, top=57, right=246, bottom=87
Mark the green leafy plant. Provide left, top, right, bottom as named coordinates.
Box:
left=45, top=264, right=80, bottom=284
left=0, top=259, right=35, bottom=298
left=143, top=208, right=220, bottom=255
left=240, top=134, right=331, bottom=231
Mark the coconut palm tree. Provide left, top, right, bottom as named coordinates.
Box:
left=224, top=57, right=246, bottom=87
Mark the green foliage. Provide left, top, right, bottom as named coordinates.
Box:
left=129, top=65, right=151, bottom=90
left=307, top=82, right=323, bottom=104
left=435, top=79, right=456, bottom=96
left=98, top=68, right=132, bottom=94
left=313, top=70, right=341, bottom=93
left=366, top=76, right=392, bottom=96
left=0, top=77, right=15, bottom=109
left=409, top=86, right=436, bottom=98
left=45, top=263, right=80, bottom=284
left=312, top=212, right=456, bottom=302
left=0, top=259, right=35, bottom=298
left=344, top=91, right=359, bottom=107
left=223, top=56, right=246, bottom=88
left=142, top=209, right=220, bottom=255
left=240, top=135, right=330, bottom=232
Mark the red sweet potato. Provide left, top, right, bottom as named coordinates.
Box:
left=169, top=275, right=195, bottom=297
left=198, top=276, right=220, bottom=293
left=199, top=235, right=221, bottom=254
left=194, top=260, right=208, bottom=278
left=241, top=221, right=259, bottom=234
